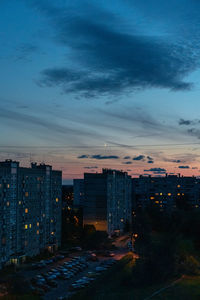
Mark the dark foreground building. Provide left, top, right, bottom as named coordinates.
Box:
left=0, top=160, right=62, bottom=268
left=83, top=169, right=132, bottom=236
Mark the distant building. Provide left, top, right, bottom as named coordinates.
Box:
left=83, top=169, right=132, bottom=236
left=132, top=174, right=200, bottom=211
left=0, top=160, right=62, bottom=268
left=73, top=179, right=84, bottom=207
left=62, top=185, right=73, bottom=207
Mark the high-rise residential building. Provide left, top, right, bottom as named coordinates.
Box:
left=83, top=169, right=132, bottom=236
left=132, top=174, right=200, bottom=211
left=0, top=160, right=62, bottom=269
left=73, top=179, right=84, bottom=207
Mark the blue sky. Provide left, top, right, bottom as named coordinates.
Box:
left=1, top=0, right=200, bottom=182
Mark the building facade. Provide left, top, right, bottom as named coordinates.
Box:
left=73, top=179, right=84, bottom=207
left=0, top=160, right=62, bottom=269
left=132, top=174, right=200, bottom=211
left=83, top=169, right=132, bottom=236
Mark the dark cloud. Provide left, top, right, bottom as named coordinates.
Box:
left=84, top=166, right=98, bottom=169
left=178, top=165, right=190, bottom=169
left=124, top=156, right=131, bottom=159
left=192, top=167, right=198, bottom=169
left=91, top=155, right=119, bottom=160
left=172, top=159, right=181, bottom=163
left=144, top=167, right=166, bottom=174
left=77, top=154, right=119, bottom=160
left=179, top=119, right=193, bottom=126
left=187, top=128, right=200, bottom=139
left=122, top=161, right=132, bottom=165
left=133, top=155, right=145, bottom=161
left=147, top=155, right=154, bottom=163
left=78, top=155, right=89, bottom=159
left=32, top=1, right=200, bottom=97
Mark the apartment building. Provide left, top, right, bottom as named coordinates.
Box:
left=0, top=160, right=62, bottom=268
left=83, top=169, right=132, bottom=236
left=132, top=174, right=200, bottom=211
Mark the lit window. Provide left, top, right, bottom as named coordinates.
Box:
left=37, top=222, right=39, bottom=227
left=182, top=193, right=184, bottom=196
left=29, top=224, right=31, bottom=228
left=25, top=224, right=28, bottom=229
left=7, top=184, right=10, bottom=188
left=6, top=201, right=10, bottom=206
left=25, top=192, right=28, bottom=197
left=168, top=193, right=171, bottom=196
left=51, top=219, right=54, bottom=223
left=155, top=193, right=159, bottom=195
left=19, top=201, right=21, bottom=205
left=120, top=218, right=124, bottom=222
left=43, top=214, right=45, bottom=218
left=25, top=208, right=28, bottom=213
left=150, top=197, right=154, bottom=200
left=177, top=185, right=181, bottom=188
left=51, top=231, right=54, bottom=235
left=155, top=201, right=159, bottom=204
left=160, top=193, right=163, bottom=196
left=177, top=193, right=180, bottom=196
left=56, top=198, right=59, bottom=202
left=37, top=230, right=39, bottom=235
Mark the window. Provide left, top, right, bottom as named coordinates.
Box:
left=168, top=193, right=171, bottom=196
left=29, top=224, right=31, bottom=229
left=56, top=198, right=59, bottom=202
left=25, top=192, right=28, bottom=197
left=37, top=222, right=39, bottom=227
left=19, top=201, right=21, bottom=205
left=6, top=201, right=10, bottom=206
left=37, top=230, right=39, bottom=235
left=25, top=208, right=28, bottom=213
left=25, top=224, right=28, bottom=229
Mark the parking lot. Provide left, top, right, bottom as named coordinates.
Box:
left=27, top=251, right=119, bottom=300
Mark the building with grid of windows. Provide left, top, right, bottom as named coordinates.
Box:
left=132, top=174, right=200, bottom=211
left=0, top=160, right=62, bottom=268
left=83, top=169, right=132, bottom=236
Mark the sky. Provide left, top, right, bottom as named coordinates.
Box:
left=1, top=0, right=200, bottom=183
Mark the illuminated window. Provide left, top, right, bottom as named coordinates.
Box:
left=7, top=184, right=10, bottom=188
left=29, top=224, right=31, bottom=229
left=177, top=185, right=181, bottom=188
left=6, top=201, right=10, bottom=206
left=168, top=193, right=171, bottom=196
left=51, top=231, right=54, bottom=235
left=25, top=224, right=28, bottom=229
left=51, top=219, right=54, bottom=223
left=37, top=230, right=39, bottom=235
left=150, top=197, right=154, bottom=200
left=56, top=198, right=59, bottom=202
left=160, top=193, right=163, bottom=196
left=25, top=208, right=28, bottom=213
left=182, top=193, right=185, bottom=196
left=155, top=201, right=159, bottom=204
left=37, top=222, right=39, bottom=227
left=177, top=193, right=180, bottom=196
left=19, top=201, right=21, bottom=205
left=43, top=214, right=45, bottom=218
left=25, top=192, right=28, bottom=197
left=155, top=193, right=159, bottom=195
left=120, top=218, right=124, bottom=222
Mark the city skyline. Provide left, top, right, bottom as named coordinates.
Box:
left=1, top=0, right=200, bottom=183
